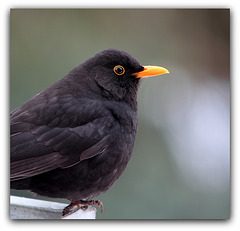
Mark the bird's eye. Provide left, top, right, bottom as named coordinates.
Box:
left=113, top=65, right=125, bottom=75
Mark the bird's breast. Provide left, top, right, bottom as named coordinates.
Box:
left=92, top=117, right=137, bottom=191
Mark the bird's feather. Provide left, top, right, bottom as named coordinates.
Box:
left=10, top=94, right=115, bottom=180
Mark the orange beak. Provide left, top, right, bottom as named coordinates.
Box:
left=134, top=65, right=169, bottom=78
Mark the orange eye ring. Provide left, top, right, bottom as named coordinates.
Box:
left=113, top=65, right=125, bottom=75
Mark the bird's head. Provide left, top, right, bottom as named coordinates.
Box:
left=75, top=49, right=169, bottom=103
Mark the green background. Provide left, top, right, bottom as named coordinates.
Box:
left=10, top=9, right=230, bottom=219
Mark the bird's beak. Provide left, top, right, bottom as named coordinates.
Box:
left=134, top=66, right=169, bottom=78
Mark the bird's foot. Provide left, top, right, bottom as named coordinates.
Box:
left=62, top=200, right=104, bottom=216
left=79, top=200, right=104, bottom=213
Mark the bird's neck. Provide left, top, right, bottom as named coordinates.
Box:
left=98, top=82, right=139, bottom=111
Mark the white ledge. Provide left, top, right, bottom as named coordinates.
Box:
left=10, top=196, right=96, bottom=219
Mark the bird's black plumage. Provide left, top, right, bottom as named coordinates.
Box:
left=10, top=49, right=168, bottom=214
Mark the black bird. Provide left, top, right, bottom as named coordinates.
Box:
left=10, top=49, right=169, bottom=216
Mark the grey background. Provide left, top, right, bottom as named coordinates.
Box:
left=10, top=9, right=230, bottom=219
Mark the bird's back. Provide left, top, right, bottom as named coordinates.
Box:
left=10, top=77, right=138, bottom=200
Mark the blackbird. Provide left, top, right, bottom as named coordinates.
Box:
left=10, top=49, right=169, bottom=216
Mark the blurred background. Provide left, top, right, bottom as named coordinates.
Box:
left=10, top=9, right=230, bottom=219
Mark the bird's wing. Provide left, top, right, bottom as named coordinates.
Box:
left=10, top=96, right=116, bottom=181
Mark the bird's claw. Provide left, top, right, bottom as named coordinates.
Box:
left=62, top=200, right=104, bottom=216
left=79, top=200, right=104, bottom=214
